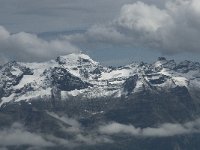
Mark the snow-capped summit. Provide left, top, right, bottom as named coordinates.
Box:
left=0, top=53, right=200, bottom=107
left=56, top=53, right=98, bottom=66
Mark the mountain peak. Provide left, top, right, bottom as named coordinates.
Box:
left=56, top=53, right=98, bottom=66
left=1, top=53, right=200, bottom=108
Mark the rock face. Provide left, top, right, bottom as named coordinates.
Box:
left=0, top=61, right=33, bottom=98
left=123, top=75, right=138, bottom=94
left=49, top=67, right=91, bottom=91
left=1, top=53, right=200, bottom=150
left=1, top=53, right=200, bottom=105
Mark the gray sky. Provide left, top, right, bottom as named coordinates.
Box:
left=1, top=0, right=200, bottom=66
left=0, top=0, right=166, bottom=33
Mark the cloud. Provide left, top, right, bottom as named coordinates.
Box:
left=3, top=115, right=200, bottom=148
left=1, top=0, right=199, bottom=65
left=116, top=1, right=172, bottom=32
left=47, top=112, right=81, bottom=128
left=46, top=112, right=200, bottom=143
left=66, top=0, right=200, bottom=54
left=45, top=112, right=112, bottom=146
left=99, top=123, right=141, bottom=135
left=99, top=118, right=200, bottom=137
left=0, top=119, right=111, bottom=149
left=44, top=135, right=76, bottom=148
left=75, top=134, right=113, bottom=145
left=0, top=0, right=168, bottom=33
left=0, top=123, right=53, bottom=147
left=0, top=26, right=79, bottom=65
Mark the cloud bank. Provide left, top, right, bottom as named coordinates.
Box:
left=0, top=26, right=79, bottom=65
left=66, top=0, right=200, bottom=54
left=46, top=112, right=113, bottom=145
left=99, top=118, right=200, bottom=137
left=2, top=115, right=200, bottom=149
left=0, top=123, right=53, bottom=147
left=0, top=116, right=112, bottom=149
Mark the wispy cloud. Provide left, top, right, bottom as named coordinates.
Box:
left=0, top=123, right=53, bottom=147
left=0, top=116, right=112, bottom=149
left=47, top=112, right=81, bottom=128
left=46, top=112, right=112, bottom=145
left=99, top=118, right=200, bottom=137
left=2, top=114, right=200, bottom=149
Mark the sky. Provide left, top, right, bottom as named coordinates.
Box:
left=1, top=0, right=200, bottom=66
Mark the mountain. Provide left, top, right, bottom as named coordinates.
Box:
left=1, top=53, right=200, bottom=150
left=1, top=54, right=200, bottom=106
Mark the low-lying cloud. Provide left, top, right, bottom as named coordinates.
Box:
left=0, top=26, right=79, bottom=65
left=0, top=123, right=53, bottom=147
left=0, top=114, right=112, bottom=149
left=3, top=115, right=200, bottom=149
left=99, top=118, right=200, bottom=137
left=46, top=112, right=113, bottom=145
left=66, top=0, right=200, bottom=54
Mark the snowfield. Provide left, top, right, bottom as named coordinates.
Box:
left=1, top=53, right=200, bottom=106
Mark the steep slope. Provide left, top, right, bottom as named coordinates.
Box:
left=1, top=54, right=200, bottom=150
left=1, top=54, right=200, bottom=108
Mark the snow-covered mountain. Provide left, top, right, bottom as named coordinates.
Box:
left=2, top=53, right=200, bottom=150
left=1, top=53, right=200, bottom=108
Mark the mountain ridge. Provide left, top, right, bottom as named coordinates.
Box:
left=1, top=53, right=200, bottom=107
left=2, top=53, right=200, bottom=150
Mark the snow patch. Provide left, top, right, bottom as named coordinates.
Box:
left=172, top=77, right=188, bottom=87
left=0, top=93, right=15, bottom=107
left=13, top=75, right=36, bottom=89
left=15, top=88, right=52, bottom=102
left=100, top=69, right=132, bottom=80
left=11, top=67, right=22, bottom=76
left=160, top=68, right=171, bottom=76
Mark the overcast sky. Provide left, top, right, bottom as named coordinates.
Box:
left=1, top=0, right=200, bottom=66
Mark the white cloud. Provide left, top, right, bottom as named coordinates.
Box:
left=66, top=0, right=200, bottom=54
left=116, top=0, right=200, bottom=53
left=75, top=134, right=113, bottom=145
left=99, top=123, right=141, bottom=135
left=45, top=135, right=76, bottom=148
left=2, top=0, right=200, bottom=64
left=99, top=118, right=200, bottom=137
left=0, top=123, right=53, bottom=146
left=45, top=112, right=112, bottom=146
left=3, top=115, right=200, bottom=148
left=0, top=119, right=111, bottom=148
left=0, top=26, right=79, bottom=65
left=116, top=1, right=172, bottom=32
